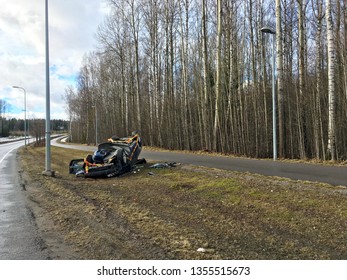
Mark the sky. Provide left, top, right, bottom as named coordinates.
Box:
left=0, top=0, right=109, bottom=120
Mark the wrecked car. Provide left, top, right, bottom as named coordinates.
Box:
left=69, top=132, right=145, bottom=178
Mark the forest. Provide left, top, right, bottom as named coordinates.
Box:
left=65, top=0, right=347, bottom=161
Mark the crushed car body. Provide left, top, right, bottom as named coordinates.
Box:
left=69, top=132, right=145, bottom=178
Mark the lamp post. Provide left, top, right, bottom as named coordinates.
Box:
left=12, top=86, right=27, bottom=147
left=261, top=26, right=277, bottom=161
left=43, top=0, right=53, bottom=176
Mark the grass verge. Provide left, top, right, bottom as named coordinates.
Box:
left=18, top=145, right=347, bottom=259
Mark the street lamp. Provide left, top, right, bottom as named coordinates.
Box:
left=261, top=26, right=277, bottom=161
left=12, top=85, right=27, bottom=147
left=43, top=0, right=54, bottom=176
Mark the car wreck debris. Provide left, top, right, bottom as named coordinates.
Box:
left=69, top=132, right=145, bottom=178
left=149, top=162, right=179, bottom=169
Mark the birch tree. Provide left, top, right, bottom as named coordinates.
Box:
left=213, top=0, right=222, bottom=151
left=64, top=0, right=347, bottom=161
left=297, top=0, right=307, bottom=158
left=326, top=0, right=336, bottom=160
left=276, top=0, right=285, bottom=158
left=201, top=0, right=212, bottom=151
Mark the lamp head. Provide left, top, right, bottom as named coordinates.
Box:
left=260, top=26, right=276, bottom=34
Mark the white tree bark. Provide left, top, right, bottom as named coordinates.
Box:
left=276, top=0, right=285, bottom=157
left=326, top=0, right=336, bottom=161
left=213, top=0, right=222, bottom=151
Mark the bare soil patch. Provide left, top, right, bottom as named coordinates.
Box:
left=18, top=146, right=347, bottom=259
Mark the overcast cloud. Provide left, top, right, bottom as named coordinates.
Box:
left=0, top=0, right=109, bottom=120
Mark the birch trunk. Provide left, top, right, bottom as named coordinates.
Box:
left=297, top=0, right=307, bottom=159
left=202, top=0, right=211, bottom=150
left=326, top=0, right=336, bottom=161
left=213, top=0, right=222, bottom=152
left=276, top=0, right=285, bottom=158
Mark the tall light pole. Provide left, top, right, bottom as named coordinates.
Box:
left=261, top=26, right=277, bottom=161
left=43, top=0, right=53, bottom=176
left=12, top=86, right=27, bottom=147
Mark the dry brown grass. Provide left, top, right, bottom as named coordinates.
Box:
left=18, top=145, right=347, bottom=259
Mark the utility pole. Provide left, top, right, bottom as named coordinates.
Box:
left=42, top=0, right=54, bottom=176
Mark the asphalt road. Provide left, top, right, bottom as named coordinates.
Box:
left=52, top=138, right=347, bottom=187
left=0, top=140, right=49, bottom=259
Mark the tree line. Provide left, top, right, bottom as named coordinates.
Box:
left=65, top=0, right=347, bottom=161
left=0, top=100, right=68, bottom=140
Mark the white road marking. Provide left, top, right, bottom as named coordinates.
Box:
left=0, top=146, right=18, bottom=164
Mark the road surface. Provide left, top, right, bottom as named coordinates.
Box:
left=52, top=138, right=347, bottom=187
left=0, top=140, right=48, bottom=259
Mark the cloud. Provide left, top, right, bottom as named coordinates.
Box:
left=0, top=0, right=109, bottom=120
